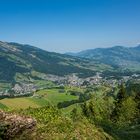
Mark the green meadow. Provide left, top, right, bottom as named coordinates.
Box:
left=0, top=88, right=78, bottom=110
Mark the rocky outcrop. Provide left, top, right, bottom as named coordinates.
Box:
left=0, top=110, right=36, bottom=139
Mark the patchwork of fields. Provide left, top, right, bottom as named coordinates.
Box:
left=0, top=88, right=79, bottom=110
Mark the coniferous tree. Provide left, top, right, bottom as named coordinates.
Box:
left=135, top=92, right=140, bottom=123
left=135, top=92, right=140, bottom=111
left=111, top=83, right=137, bottom=126
left=111, top=83, right=126, bottom=122
left=117, top=83, right=126, bottom=102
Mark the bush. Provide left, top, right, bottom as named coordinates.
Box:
left=81, top=96, right=114, bottom=121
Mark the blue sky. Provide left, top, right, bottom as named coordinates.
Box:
left=0, top=0, right=140, bottom=53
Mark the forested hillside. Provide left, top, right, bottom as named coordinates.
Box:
left=0, top=41, right=112, bottom=83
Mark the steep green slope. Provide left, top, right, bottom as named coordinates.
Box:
left=0, top=41, right=99, bottom=83
left=14, top=106, right=114, bottom=140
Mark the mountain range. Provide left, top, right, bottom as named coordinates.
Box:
left=0, top=41, right=140, bottom=88
left=0, top=41, right=102, bottom=84
left=66, top=45, right=140, bottom=70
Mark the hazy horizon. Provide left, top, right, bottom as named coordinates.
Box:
left=1, top=40, right=140, bottom=54
left=0, top=0, right=140, bottom=53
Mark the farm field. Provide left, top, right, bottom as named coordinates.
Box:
left=0, top=98, right=39, bottom=109
left=36, top=88, right=79, bottom=105
left=0, top=88, right=78, bottom=110
left=0, top=102, right=8, bottom=110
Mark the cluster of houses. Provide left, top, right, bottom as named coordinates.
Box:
left=12, top=83, right=37, bottom=94
left=44, top=73, right=114, bottom=87
left=49, top=73, right=140, bottom=87
left=40, top=73, right=103, bottom=87
left=0, top=83, right=37, bottom=97
left=0, top=73, right=140, bottom=98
